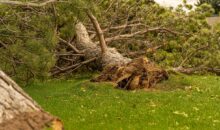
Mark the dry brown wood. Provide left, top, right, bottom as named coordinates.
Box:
left=104, top=27, right=179, bottom=43
left=58, top=37, right=83, bottom=54
left=52, top=57, right=97, bottom=76
left=103, top=23, right=144, bottom=31
left=0, top=70, right=63, bottom=130
left=172, top=66, right=220, bottom=75
left=0, top=0, right=56, bottom=7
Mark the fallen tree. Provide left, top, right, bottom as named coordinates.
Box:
left=74, top=11, right=168, bottom=89
left=1, top=0, right=218, bottom=84
left=0, top=70, right=63, bottom=130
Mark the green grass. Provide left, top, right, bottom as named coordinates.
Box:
left=24, top=74, right=220, bottom=130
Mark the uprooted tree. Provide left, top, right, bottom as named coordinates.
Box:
left=75, top=20, right=168, bottom=89
left=0, top=0, right=219, bottom=84
left=0, top=0, right=170, bottom=89
left=0, top=70, right=63, bottom=130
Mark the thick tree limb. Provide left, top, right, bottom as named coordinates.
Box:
left=75, top=22, right=131, bottom=67
left=86, top=10, right=108, bottom=54
left=0, top=0, right=56, bottom=7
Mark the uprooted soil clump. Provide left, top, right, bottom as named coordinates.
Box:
left=92, top=57, right=169, bottom=90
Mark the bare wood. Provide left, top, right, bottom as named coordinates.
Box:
left=0, top=70, right=62, bottom=130
left=86, top=10, right=108, bottom=54
left=178, top=43, right=209, bottom=68
left=58, top=37, right=83, bottom=54
left=172, top=66, right=220, bottom=75
left=105, top=27, right=179, bottom=43
left=0, top=71, right=41, bottom=124
left=75, top=22, right=131, bottom=67
left=56, top=53, right=84, bottom=56
left=52, top=57, right=97, bottom=76
left=0, top=0, right=56, bottom=7
left=104, top=23, right=144, bottom=31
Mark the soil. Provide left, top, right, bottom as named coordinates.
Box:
left=92, top=57, right=168, bottom=90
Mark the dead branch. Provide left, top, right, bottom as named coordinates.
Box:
left=52, top=57, right=97, bottom=76
left=178, top=43, right=209, bottom=67
left=172, top=66, right=220, bottom=75
left=56, top=53, right=84, bottom=56
left=0, top=0, right=56, bottom=7
left=58, top=37, right=83, bottom=54
left=0, top=40, right=8, bottom=49
left=104, top=27, right=179, bottom=43
left=104, top=23, right=144, bottom=31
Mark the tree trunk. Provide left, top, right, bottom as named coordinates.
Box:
left=75, top=22, right=131, bottom=68
left=75, top=22, right=168, bottom=90
left=0, top=70, right=62, bottom=130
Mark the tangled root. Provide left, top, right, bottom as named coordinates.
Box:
left=92, top=57, right=168, bottom=90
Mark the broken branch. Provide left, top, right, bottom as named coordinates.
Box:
left=86, top=10, right=108, bottom=54
left=0, top=0, right=56, bottom=7
left=104, top=27, right=179, bottom=43
left=58, top=37, right=83, bottom=54
left=52, top=57, right=97, bottom=76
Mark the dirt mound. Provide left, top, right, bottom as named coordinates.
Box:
left=92, top=57, right=168, bottom=90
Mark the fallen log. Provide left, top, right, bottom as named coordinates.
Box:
left=75, top=22, right=131, bottom=67
left=0, top=70, right=63, bottom=130
left=75, top=16, right=168, bottom=89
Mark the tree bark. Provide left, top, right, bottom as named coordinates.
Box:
left=0, top=70, right=62, bottom=130
left=75, top=22, right=131, bottom=67
left=86, top=10, right=108, bottom=54
left=75, top=22, right=168, bottom=90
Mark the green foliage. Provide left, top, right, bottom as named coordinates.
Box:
left=152, top=4, right=220, bottom=69
left=0, top=0, right=93, bottom=82
left=0, top=6, right=57, bottom=82
left=0, top=0, right=219, bottom=82
left=98, top=1, right=219, bottom=70
left=197, top=0, right=220, bottom=14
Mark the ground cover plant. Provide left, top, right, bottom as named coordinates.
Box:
left=25, top=74, right=220, bottom=130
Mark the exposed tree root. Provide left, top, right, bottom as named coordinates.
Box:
left=92, top=57, right=168, bottom=90
left=76, top=14, right=168, bottom=90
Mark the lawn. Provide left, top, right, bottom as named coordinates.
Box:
left=24, top=74, right=220, bottom=130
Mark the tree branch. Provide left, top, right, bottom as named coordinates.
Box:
left=104, top=27, right=179, bottom=43
left=52, top=57, right=97, bottom=76
left=0, top=0, right=56, bottom=7
left=86, top=10, right=108, bottom=54
left=58, top=37, right=83, bottom=54
left=171, top=66, right=220, bottom=75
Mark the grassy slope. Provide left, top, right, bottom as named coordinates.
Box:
left=24, top=74, right=220, bottom=130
